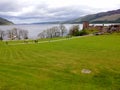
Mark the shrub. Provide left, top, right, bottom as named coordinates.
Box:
left=79, top=30, right=89, bottom=36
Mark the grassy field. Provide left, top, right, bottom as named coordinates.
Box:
left=0, top=35, right=120, bottom=90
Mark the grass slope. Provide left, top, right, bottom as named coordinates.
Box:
left=0, top=35, right=120, bottom=90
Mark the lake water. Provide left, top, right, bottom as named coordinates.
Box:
left=0, top=24, right=83, bottom=39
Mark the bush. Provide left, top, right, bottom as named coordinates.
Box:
left=79, top=30, right=89, bottom=36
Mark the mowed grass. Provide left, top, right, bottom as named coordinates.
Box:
left=0, top=35, right=120, bottom=90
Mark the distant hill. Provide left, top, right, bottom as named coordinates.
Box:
left=64, top=9, right=120, bottom=23
left=0, top=17, right=13, bottom=25
left=31, top=21, right=62, bottom=24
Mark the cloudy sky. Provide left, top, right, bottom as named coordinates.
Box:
left=0, top=0, right=120, bottom=24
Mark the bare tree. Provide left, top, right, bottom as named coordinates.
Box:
left=51, top=26, right=60, bottom=37
left=59, top=24, right=67, bottom=36
left=6, top=30, right=13, bottom=40
left=38, top=26, right=61, bottom=39
left=0, top=30, right=5, bottom=40
left=6, top=28, right=19, bottom=40
left=69, top=25, right=79, bottom=36
left=47, top=28, right=53, bottom=38
left=12, top=28, right=19, bottom=39
left=21, top=30, right=28, bottom=39
left=38, top=31, right=45, bottom=39
left=6, top=28, right=29, bottom=40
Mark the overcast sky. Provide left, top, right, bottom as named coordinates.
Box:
left=0, top=0, right=120, bottom=24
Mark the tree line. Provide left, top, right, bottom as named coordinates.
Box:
left=0, top=24, right=87, bottom=41
left=38, top=24, right=67, bottom=39
left=37, top=24, right=88, bottom=39
left=0, top=28, right=28, bottom=40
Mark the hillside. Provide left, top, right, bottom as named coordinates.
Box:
left=91, top=14, right=120, bottom=23
left=64, top=9, right=120, bottom=23
left=0, top=17, right=14, bottom=25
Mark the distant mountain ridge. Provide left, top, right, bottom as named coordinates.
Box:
left=31, top=21, right=61, bottom=24
left=64, top=9, right=120, bottom=23
left=0, top=17, right=13, bottom=25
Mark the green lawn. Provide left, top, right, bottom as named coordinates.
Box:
left=0, top=35, right=120, bottom=90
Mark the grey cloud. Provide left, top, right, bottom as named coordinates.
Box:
left=0, top=1, right=22, bottom=12
left=18, top=5, right=90, bottom=21
left=0, top=1, right=95, bottom=23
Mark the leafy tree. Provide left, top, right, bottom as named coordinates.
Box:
left=69, top=25, right=79, bottom=36
left=79, top=30, right=89, bottom=36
